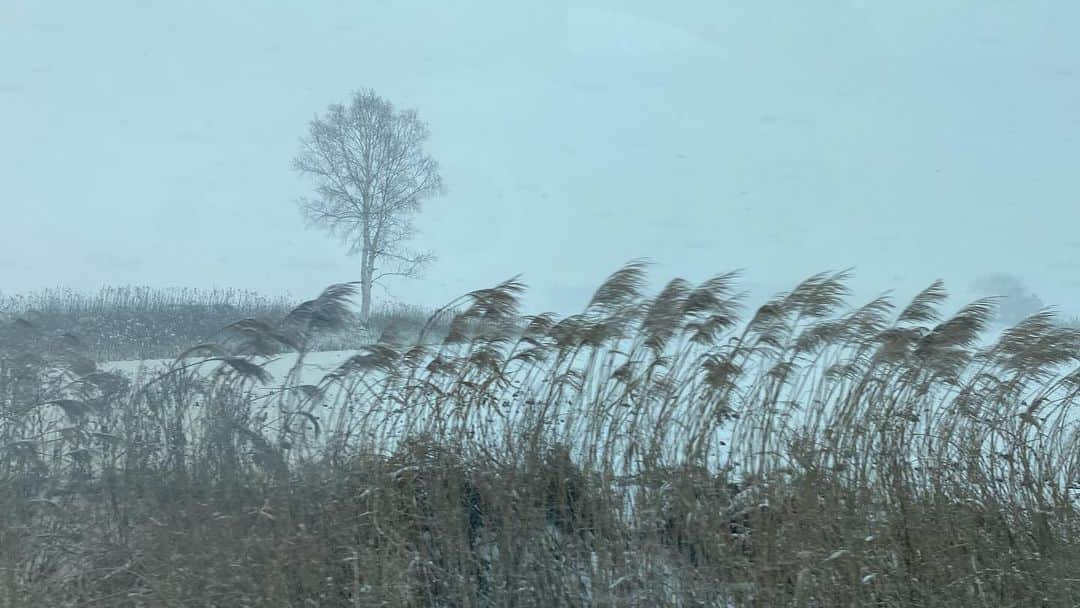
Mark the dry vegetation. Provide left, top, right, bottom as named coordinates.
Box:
left=0, top=286, right=444, bottom=361
left=3, top=261, right=1080, bottom=607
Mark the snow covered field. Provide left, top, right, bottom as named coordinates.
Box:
left=101, top=349, right=362, bottom=385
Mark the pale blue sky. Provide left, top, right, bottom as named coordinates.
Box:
left=1, top=1, right=1078, bottom=316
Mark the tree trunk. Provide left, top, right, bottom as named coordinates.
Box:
left=360, top=255, right=373, bottom=322
left=360, top=280, right=372, bottom=323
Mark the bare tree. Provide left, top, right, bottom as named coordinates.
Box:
left=293, top=89, right=444, bottom=320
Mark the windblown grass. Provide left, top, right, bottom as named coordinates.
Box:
left=2, top=261, right=1080, bottom=606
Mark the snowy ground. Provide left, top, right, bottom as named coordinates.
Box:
left=101, top=349, right=361, bottom=385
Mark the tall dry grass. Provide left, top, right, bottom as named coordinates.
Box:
left=2, top=261, right=1080, bottom=606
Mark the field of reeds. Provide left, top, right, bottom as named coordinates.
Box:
left=3, top=260, right=1080, bottom=607
left=0, top=286, right=447, bottom=361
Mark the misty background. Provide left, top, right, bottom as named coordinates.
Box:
left=2, top=1, right=1078, bottom=323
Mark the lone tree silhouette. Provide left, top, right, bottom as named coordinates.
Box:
left=294, top=89, right=444, bottom=320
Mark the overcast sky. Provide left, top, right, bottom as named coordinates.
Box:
left=2, top=1, right=1078, bottom=317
